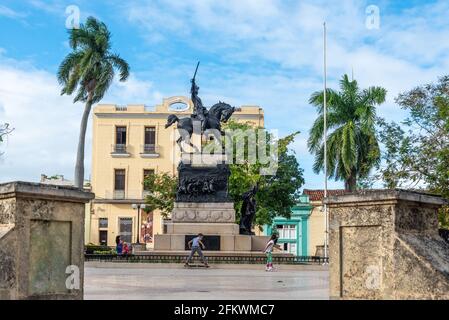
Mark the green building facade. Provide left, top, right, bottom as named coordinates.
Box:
left=264, top=194, right=313, bottom=256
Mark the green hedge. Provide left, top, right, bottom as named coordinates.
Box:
left=85, top=244, right=114, bottom=254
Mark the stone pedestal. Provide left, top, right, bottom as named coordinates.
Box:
left=0, top=182, right=94, bottom=300
left=326, top=189, right=449, bottom=300
left=154, top=202, right=268, bottom=252
left=154, top=157, right=269, bottom=253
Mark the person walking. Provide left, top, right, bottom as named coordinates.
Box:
left=116, top=235, right=123, bottom=255
left=263, top=234, right=281, bottom=271
left=185, top=233, right=209, bottom=267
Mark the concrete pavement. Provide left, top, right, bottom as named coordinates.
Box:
left=84, top=262, right=329, bottom=300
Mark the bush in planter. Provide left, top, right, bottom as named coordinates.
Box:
left=93, top=250, right=116, bottom=255
left=85, top=243, right=112, bottom=254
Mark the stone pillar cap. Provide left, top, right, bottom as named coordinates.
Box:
left=324, top=189, right=447, bottom=206
left=0, top=181, right=94, bottom=203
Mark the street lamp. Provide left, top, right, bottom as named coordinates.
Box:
left=131, top=203, right=146, bottom=244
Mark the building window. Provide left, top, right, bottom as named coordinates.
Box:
left=114, top=126, right=127, bottom=153
left=276, top=224, right=297, bottom=240
left=99, top=218, right=108, bottom=228
left=99, top=230, right=108, bottom=246
left=144, top=127, right=156, bottom=153
left=114, top=169, right=125, bottom=199
left=282, top=242, right=297, bottom=255
left=119, top=217, right=133, bottom=243
left=116, top=126, right=127, bottom=144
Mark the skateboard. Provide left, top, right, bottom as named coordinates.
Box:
left=184, top=263, right=210, bottom=268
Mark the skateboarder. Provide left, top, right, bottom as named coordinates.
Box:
left=263, top=234, right=281, bottom=271
left=185, top=233, right=209, bottom=267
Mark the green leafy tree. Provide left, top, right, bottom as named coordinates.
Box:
left=376, top=118, right=417, bottom=189
left=439, top=207, right=449, bottom=230
left=143, top=172, right=177, bottom=218
left=58, top=17, right=130, bottom=188
left=223, top=121, right=304, bottom=228
left=308, top=74, right=386, bottom=192
left=377, top=76, right=449, bottom=228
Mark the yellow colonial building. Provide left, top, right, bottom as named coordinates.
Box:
left=88, top=96, right=264, bottom=247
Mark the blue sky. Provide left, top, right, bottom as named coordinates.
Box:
left=0, top=0, right=448, bottom=190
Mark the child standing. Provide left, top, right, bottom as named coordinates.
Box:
left=263, top=234, right=280, bottom=271
left=123, top=242, right=130, bottom=255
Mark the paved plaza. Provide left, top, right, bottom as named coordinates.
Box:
left=84, top=262, right=329, bottom=300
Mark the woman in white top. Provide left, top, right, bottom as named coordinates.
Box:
left=263, top=234, right=281, bottom=271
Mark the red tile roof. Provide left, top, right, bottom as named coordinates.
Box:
left=303, top=189, right=347, bottom=202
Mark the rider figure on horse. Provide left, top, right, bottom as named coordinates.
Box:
left=191, top=62, right=208, bottom=132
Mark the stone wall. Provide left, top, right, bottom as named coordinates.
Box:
left=326, top=190, right=449, bottom=300
left=0, top=182, right=94, bottom=300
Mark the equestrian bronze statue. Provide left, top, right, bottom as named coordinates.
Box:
left=165, top=62, right=237, bottom=152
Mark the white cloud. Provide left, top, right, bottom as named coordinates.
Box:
left=0, top=61, right=81, bottom=182
left=0, top=4, right=27, bottom=20
left=103, top=74, right=163, bottom=106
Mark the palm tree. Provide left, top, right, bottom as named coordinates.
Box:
left=308, top=74, right=386, bottom=192
left=58, top=17, right=129, bottom=189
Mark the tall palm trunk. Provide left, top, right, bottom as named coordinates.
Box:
left=74, top=97, right=93, bottom=189
left=344, top=169, right=357, bottom=192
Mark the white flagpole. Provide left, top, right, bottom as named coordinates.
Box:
left=323, top=22, right=329, bottom=264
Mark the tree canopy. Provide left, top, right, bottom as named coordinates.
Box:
left=0, top=123, right=13, bottom=156
left=377, top=76, right=449, bottom=228
left=224, top=120, right=304, bottom=228
left=0, top=123, right=12, bottom=144
left=58, top=16, right=130, bottom=188
left=308, top=74, right=386, bottom=191
left=58, top=17, right=129, bottom=104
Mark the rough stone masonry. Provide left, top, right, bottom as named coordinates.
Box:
left=326, top=189, right=449, bottom=300
left=0, top=182, right=93, bottom=300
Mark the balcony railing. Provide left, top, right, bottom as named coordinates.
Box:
left=111, top=144, right=129, bottom=156
left=140, top=144, right=160, bottom=157
left=115, top=105, right=128, bottom=111
left=113, top=190, right=125, bottom=199
left=143, top=144, right=156, bottom=153
left=103, top=190, right=152, bottom=200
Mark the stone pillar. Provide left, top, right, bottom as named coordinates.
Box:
left=326, top=190, right=449, bottom=300
left=0, top=182, right=94, bottom=300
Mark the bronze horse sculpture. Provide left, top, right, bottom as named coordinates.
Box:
left=165, top=101, right=236, bottom=152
